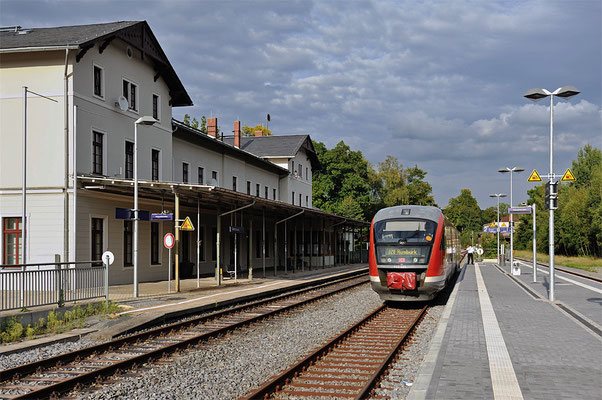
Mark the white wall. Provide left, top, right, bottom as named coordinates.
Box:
left=73, top=40, right=173, bottom=180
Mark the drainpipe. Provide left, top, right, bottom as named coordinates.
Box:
left=63, top=49, right=71, bottom=262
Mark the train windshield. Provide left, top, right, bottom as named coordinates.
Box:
left=373, top=219, right=437, bottom=265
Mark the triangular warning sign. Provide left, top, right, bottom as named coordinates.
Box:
left=527, top=169, right=542, bottom=182
left=180, top=216, right=195, bottom=231
left=561, top=168, right=576, bottom=182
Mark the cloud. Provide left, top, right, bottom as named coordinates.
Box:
left=1, top=0, right=600, bottom=208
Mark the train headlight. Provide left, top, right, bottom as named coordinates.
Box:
left=414, top=258, right=418, bottom=263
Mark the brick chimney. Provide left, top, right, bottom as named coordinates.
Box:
left=207, top=117, right=218, bottom=138
left=254, top=130, right=263, bottom=137
left=234, top=121, right=241, bottom=148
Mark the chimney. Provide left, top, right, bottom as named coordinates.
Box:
left=207, top=117, right=218, bottom=138
left=254, top=130, right=263, bottom=137
left=234, top=121, right=241, bottom=148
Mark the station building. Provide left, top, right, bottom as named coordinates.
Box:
left=0, top=21, right=367, bottom=286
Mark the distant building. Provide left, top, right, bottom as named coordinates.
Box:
left=0, top=22, right=365, bottom=284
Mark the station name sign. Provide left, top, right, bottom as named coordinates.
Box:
left=509, top=207, right=532, bottom=214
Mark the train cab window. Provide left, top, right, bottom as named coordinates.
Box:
left=374, top=220, right=436, bottom=244
left=373, top=219, right=437, bottom=265
left=440, top=230, right=446, bottom=250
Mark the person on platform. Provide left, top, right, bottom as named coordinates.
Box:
left=466, top=245, right=475, bottom=265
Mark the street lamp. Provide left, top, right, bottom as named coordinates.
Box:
left=498, top=167, right=524, bottom=272
left=489, top=193, right=507, bottom=265
left=134, top=116, right=158, bottom=298
left=524, top=86, right=579, bottom=301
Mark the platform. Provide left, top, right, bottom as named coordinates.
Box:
left=409, top=261, right=602, bottom=400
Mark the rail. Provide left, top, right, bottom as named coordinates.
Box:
left=0, top=260, right=105, bottom=311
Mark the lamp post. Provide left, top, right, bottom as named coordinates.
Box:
left=498, top=167, right=524, bottom=272
left=134, top=116, right=158, bottom=298
left=524, top=86, right=579, bottom=301
left=489, top=193, right=507, bottom=265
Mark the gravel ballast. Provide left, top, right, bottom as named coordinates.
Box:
left=79, top=285, right=383, bottom=400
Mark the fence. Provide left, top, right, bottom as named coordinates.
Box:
left=0, top=260, right=105, bottom=311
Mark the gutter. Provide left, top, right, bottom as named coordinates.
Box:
left=0, top=45, right=79, bottom=53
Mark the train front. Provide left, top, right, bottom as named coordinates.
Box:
left=369, top=206, right=445, bottom=301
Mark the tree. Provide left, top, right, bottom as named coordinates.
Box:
left=242, top=125, right=272, bottom=136
left=443, top=189, right=481, bottom=246
left=312, top=140, right=375, bottom=220
left=183, top=114, right=209, bottom=134
left=371, top=157, right=435, bottom=210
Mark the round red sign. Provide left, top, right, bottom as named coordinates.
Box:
left=164, top=233, right=175, bottom=249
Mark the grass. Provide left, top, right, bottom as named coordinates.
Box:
left=0, top=301, right=122, bottom=344
left=514, top=249, right=602, bottom=273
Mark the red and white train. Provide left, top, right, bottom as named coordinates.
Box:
left=369, top=205, right=460, bottom=302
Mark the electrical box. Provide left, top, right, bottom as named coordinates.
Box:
left=545, top=195, right=558, bottom=211
left=545, top=181, right=558, bottom=196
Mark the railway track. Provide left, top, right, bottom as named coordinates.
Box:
left=241, top=303, right=428, bottom=400
left=514, top=257, right=601, bottom=283
left=0, top=273, right=369, bottom=400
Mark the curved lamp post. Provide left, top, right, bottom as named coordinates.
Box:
left=134, top=116, right=158, bottom=298
left=498, top=167, right=524, bottom=272
left=524, top=86, right=579, bottom=301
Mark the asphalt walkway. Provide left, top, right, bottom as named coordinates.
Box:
left=409, top=261, right=602, bottom=400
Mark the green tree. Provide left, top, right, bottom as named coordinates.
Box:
left=443, top=189, right=482, bottom=247
left=242, top=125, right=272, bottom=136
left=406, top=165, right=436, bottom=206
left=183, top=113, right=199, bottom=129
left=312, top=140, right=375, bottom=220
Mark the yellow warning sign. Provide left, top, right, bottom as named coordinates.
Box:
left=527, top=169, right=542, bottom=182
left=180, top=216, right=195, bottom=231
left=561, top=168, right=576, bottom=182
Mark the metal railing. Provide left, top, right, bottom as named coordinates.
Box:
left=0, top=260, right=105, bottom=311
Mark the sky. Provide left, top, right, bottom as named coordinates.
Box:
left=2, top=0, right=600, bottom=209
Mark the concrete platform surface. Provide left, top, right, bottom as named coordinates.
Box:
left=410, top=262, right=602, bottom=400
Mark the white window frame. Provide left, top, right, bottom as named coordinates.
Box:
left=182, top=161, right=190, bottom=183
left=198, top=166, right=205, bottom=185
left=151, top=147, right=161, bottom=181
left=232, top=175, right=238, bottom=192
left=122, top=77, right=139, bottom=113
left=91, top=128, right=107, bottom=175
left=152, top=93, right=161, bottom=121
left=150, top=221, right=163, bottom=267
left=211, top=170, right=219, bottom=186
left=93, top=63, right=105, bottom=100
left=89, top=215, right=108, bottom=265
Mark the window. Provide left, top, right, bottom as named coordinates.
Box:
left=292, top=191, right=295, bottom=205
left=291, top=160, right=294, bottom=173
left=123, top=221, right=133, bottom=266
left=152, top=149, right=160, bottom=181
left=255, top=230, right=261, bottom=258
left=232, top=176, right=237, bottom=191
left=299, top=164, right=302, bottom=178
left=247, top=181, right=251, bottom=195
left=199, top=226, right=205, bottom=261
left=91, top=218, right=103, bottom=265
left=152, top=94, right=160, bottom=120
left=198, top=167, right=204, bottom=184
left=299, top=193, right=302, bottom=206
left=212, top=170, right=218, bottom=185
left=122, top=79, right=137, bottom=111
left=212, top=228, right=217, bottom=260
left=92, top=131, right=103, bottom=175
left=182, top=163, right=189, bottom=183
left=93, top=65, right=103, bottom=98
left=3, top=217, right=22, bottom=265
left=151, top=222, right=160, bottom=264
left=265, top=186, right=268, bottom=199
left=125, top=141, right=134, bottom=179
left=273, top=188, right=277, bottom=200
left=306, top=196, right=309, bottom=207
left=256, top=183, right=260, bottom=197
left=306, top=167, right=308, bottom=180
